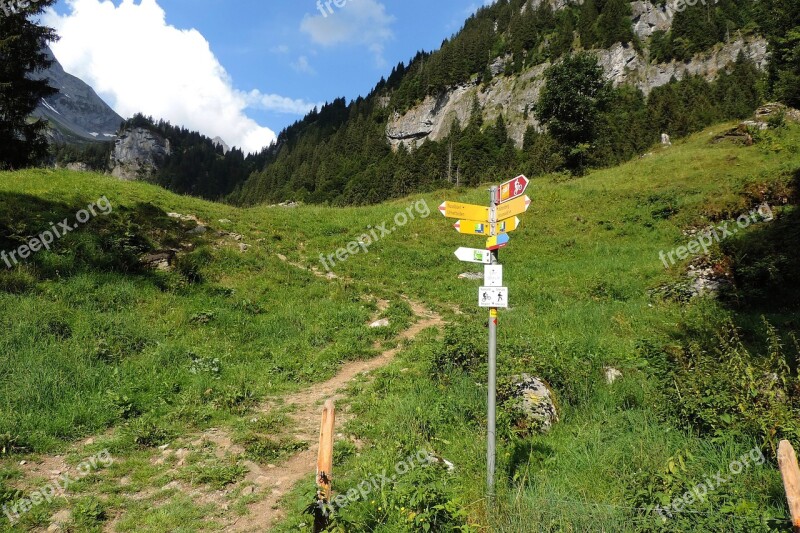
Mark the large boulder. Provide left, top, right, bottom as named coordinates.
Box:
left=500, top=374, right=559, bottom=435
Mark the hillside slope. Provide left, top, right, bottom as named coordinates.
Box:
left=228, top=0, right=797, bottom=207
left=0, top=119, right=798, bottom=531
left=32, top=47, right=123, bottom=144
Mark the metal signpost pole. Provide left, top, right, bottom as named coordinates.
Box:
left=487, top=186, right=498, bottom=500
left=443, top=176, right=529, bottom=504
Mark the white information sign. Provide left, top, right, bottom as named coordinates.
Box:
left=484, top=265, right=503, bottom=287
left=479, top=287, right=508, bottom=308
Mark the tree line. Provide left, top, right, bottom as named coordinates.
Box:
left=1, top=0, right=797, bottom=206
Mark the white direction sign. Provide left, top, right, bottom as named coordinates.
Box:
left=484, top=265, right=503, bottom=287
left=454, top=248, right=492, bottom=264
left=479, top=287, right=508, bottom=308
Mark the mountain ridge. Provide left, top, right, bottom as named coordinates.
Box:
left=32, top=47, right=123, bottom=144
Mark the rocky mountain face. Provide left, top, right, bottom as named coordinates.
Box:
left=386, top=0, right=769, bottom=150
left=32, top=47, right=123, bottom=144
left=110, top=127, right=171, bottom=181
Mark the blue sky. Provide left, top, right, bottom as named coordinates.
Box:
left=46, top=0, right=492, bottom=152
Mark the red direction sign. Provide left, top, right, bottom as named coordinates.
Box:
left=496, top=175, right=529, bottom=204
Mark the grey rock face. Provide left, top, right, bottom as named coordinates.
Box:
left=597, top=37, right=769, bottom=94
left=630, top=0, right=673, bottom=39
left=31, top=47, right=123, bottom=144
left=387, top=36, right=768, bottom=150
left=110, top=127, right=171, bottom=181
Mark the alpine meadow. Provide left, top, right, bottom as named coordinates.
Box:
left=1, top=0, right=800, bottom=532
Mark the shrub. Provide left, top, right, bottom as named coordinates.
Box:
left=652, top=319, right=800, bottom=449
left=175, top=247, right=213, bottom=284
left=432, top=324, right=486, bottom=378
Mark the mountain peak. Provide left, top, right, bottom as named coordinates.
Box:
left=212, top=136, right=230, bottom=154
left=32, top=47, right=123, bottom=144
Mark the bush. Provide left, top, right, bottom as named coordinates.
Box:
left=175, top=247, right=213, bottom=284
left=652, top=319, right=800, bottom=448
left=432, top=324, right=486, bottom=378
left=0, top=269, right=36, bottom=294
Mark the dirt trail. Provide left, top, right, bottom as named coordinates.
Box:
left=229, top=298, right=443, bottom=531
left=19, top=251, right=443, bottom=532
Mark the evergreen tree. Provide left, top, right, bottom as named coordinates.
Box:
left=756, top=0, right=800, bottom=106
left=595, top=0, right=634, bottom=48
left=535, top=53, right=607, bottom=170
left=0, top=0, right=58, bottom=169
left=578, top=0, right=599, bottom=48
left=715, top=52, right=762, bottom=119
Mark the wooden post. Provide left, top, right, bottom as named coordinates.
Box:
left=314, top=399, right=335, bottom=532
left=778, top=440, right=800, bottom=532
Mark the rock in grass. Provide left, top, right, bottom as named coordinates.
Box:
left=604, top=367, right=623, bottom=384
left=370, top=318, right=390, bottom=328
left=501, top=374, right=559, bottom=435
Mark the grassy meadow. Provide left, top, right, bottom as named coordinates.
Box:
left=0, top=121, right=799, bottom=531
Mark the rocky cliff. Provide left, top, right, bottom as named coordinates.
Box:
left=110, top=127, right=171, bottom=181
left=32, top=47, right=123, bottom=144
left=386, top=0, right=769, bottom=150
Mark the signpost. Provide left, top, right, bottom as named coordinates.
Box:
left=438, top=201, right=489, bottom=222
left=484, top=265, right=503, bottom=287
left=479, top=286, right=508, bottom=308
left=486, top=233, right=509, bottom=251
left=497, top=216, right=521, bottom=234
left=454, top=247, right=493, bottom=264
left=496, top=175, right=529, bottom=204
left=495, top=195, right=531, bottom=221
left=453, top=220, right=488, bottom=235
left=454, top=217, right=521, bottom=236
left=444, top=175, right=530, bottom=501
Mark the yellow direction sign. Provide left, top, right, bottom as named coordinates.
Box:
left=495, top=195, right=531, bottom=221
left=439, top=201, right=489, bottom=221
left=453, top=220, right=489, bottom=236
left=454, top=216, right=522, bottom=236
left=497, top=216, right=521, bottom=234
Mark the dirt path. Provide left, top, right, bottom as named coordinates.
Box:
left=228, top=298, right=443, bottom=531
left=16, top=251, right=443, bottom=532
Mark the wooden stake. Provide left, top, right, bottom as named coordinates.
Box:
left=314, top=399, right=335, bottom=532
left=778, top=440, right=800, bottom=532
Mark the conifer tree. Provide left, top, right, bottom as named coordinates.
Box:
left=0, top=0, right=58, bottom=169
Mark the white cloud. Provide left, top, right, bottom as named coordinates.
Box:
left=300, top=0, right=394, bottom=67
left=291, top=55, right=315, bottom=75
left=43, top=0, right=291, bottom=154
left=243, top=91, right=323, bottom=115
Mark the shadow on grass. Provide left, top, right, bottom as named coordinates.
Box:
left=721, top=167, right=800, bottom=313
left=0, top=192, right=190, bottom=290
left=505, top=440, right=555, bottom=484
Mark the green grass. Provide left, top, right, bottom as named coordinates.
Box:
left=0, top=121, right=798, bottom=531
